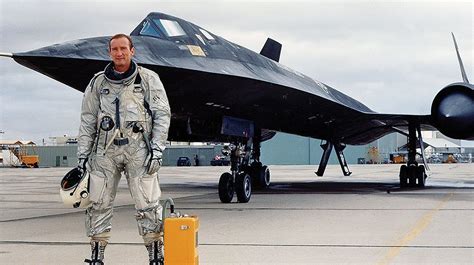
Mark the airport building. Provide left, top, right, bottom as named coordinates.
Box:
left=2, top=141, right=225, bottom=168
left=1, top=131, right=472, bottom=168
left=261, top=132, right=405, bottom=165
left=261, top=131, right=473, bottom=165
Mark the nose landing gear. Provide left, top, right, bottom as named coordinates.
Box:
left=218, top=137, right=270, bottom=203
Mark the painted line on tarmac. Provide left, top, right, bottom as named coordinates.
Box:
left=0, top=240, right=472, bottom=249
left=1, top=207, right=470, bottom=222
left=377, top=192, right=454, bottom=265
left=176, top=207, right=471, bottom=211
left=200, top=243, right=473, bottom=249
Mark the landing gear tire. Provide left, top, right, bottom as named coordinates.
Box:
left=399, top=165, right=408, bottom=188
left=258, top=166, right=271, bottom=189
left=416, top=165, right=426, bottom=187
left=218, top=172, right=234, bottom=203
left=251, top=163, right=271, bottom=190
left=235, top=172, right=252, bottom=203
left=407, top=166, right=417, bottom=186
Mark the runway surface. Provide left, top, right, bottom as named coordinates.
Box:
left=0, top=164, right=473, bottom=264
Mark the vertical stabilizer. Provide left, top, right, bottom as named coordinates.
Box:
left=260, top=38, right=282, bottom=62
left=451, top=33, right=469, bottom=83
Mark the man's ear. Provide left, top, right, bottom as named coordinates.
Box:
left=131, top=47, right=135, bottom=56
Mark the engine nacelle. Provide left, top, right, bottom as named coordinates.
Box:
left=431, top=82, right=474, bottom=140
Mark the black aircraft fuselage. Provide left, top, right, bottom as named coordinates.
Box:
left=11, top=12, right=473, bottom=146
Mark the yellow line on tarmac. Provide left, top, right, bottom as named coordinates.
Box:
left=377, top=193, right=454, bottom=265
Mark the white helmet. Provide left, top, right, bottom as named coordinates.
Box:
left=60, top=167, right=92, bottom=208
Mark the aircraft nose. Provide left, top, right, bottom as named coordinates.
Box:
left=0, top=52, right=13, bottom=58
left=10, top=37, right=111, bottom=92
left=15, top=37, right=110, bottom=59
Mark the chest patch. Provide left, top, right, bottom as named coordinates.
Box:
left=100, top=88, right=110, bottom=95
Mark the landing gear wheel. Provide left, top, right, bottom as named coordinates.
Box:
left=416, top=165, right=426, bottom=187
left=251, top=163, right=271, bottom=190
left=407, top=166, right=417, bottom=187
left=258, top=166, right=271, bottom=189
left=235, top=172, right=252, bottom=203
left=399, top=165, right=408, bottom=188
left=218, top=172, right=234, bottom=203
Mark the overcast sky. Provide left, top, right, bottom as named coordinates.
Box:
left=0, top=0, right=472, bottom=144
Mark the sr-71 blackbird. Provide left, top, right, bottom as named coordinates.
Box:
left=2, top=12, right=473, bottom=203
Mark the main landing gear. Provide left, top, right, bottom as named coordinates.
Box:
left=313, top=127, right=428, bottom=189
left=218, top=137, right=270, bottom=203
left=398, top=123, right=428, bottom=188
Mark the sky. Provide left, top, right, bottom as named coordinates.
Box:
left=0, top=0, right=472, bottom=144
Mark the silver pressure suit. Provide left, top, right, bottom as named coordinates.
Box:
left=77, top=62, right=171, bottom=241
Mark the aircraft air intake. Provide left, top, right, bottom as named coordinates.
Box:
left=431, top=83, right=474, bottom=140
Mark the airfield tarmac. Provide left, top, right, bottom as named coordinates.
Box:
left=0, top=164, right=472, bottom=265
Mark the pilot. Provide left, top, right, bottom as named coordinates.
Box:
left=77, top=33, right=171, bottom=264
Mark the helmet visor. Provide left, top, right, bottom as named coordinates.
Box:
left=61, top=168, right=84, bottom=190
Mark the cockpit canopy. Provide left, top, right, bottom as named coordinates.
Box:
left=131, top=12, right=216, bottom=45
left=140, top=18, right=186, bottom=38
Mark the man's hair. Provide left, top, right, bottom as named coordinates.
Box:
left=109, top=34, right=134, bottom=50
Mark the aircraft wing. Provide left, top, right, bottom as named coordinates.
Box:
left=334, top=113, right=435, bottom=145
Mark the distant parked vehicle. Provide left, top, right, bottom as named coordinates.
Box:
left=210, top=155, right=230, bottom=166
left=177, top=157, right=191, bottom=166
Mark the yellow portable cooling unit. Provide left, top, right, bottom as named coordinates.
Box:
left=162, top=199, right=199, bottom=265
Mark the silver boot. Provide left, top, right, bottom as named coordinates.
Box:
left=84, top=240, right=107, bottom=265
left=146, top=240, right=164, bottom=265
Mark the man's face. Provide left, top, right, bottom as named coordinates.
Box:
left=109, top=37, right=135, bottom=71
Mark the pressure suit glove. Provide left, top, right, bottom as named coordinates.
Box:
left=77, top=157, right=88, bottom=174
left=145, top=149, right=162, bottom=175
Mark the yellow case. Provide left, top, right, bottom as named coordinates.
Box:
left=164, top=215, right=199, bottom=265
